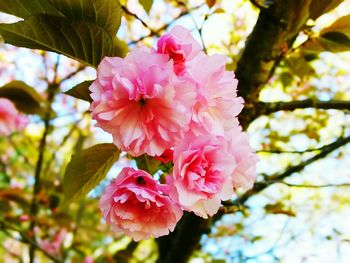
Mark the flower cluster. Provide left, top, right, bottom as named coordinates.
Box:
left=91, top=26, right=258, bottom=240
left=0, top=98, right=28, bottom=136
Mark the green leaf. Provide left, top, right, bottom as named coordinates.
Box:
left=284, top=54, right=314, bottom=79
left=280, top=72, right=294, bottom=88
left=48, top=0, right=122, bottom=35
left=0, top=14, right=127, bottom=67
left=135, top=155, right=161, bottom=175
left=0, top=0, right=61, bottom=19
left=65, top=80, right=94, bottom=102
left=302, top=15, right=350, bottom=53
left=138, top=0, right=153, bottom=14
left=63, top=143, right=120, bottom=206
left=265, top=202, right=296, bottom=217
left=320, top=14, right=350, bottom=36
left=309, top=0, right=344, bottom=20
left=0, top=0, right=122, bottom=35
left=303, top=35, right=350, bottom=53
left=322, top=31, right=350, bottom=45
left=0, top=81, right=44, bottom=115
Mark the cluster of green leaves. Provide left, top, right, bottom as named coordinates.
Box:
left=305, top=15, right=350, bottom=53
left=280, top=0, right=350, bottom=83
left=0, top=0, right=127, bottom=67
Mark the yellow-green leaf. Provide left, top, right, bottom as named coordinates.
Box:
left=284, top=53, right=315, bottom=78
left=303, top=15, right=350, bottom=53
left=65, top=80, right=94, bottom=102
left=0, top=15, right=126, bottom=67
left=309, top=0, right=344, bottom=20
left=48, top=0, right=122, bottom=35
left=0, top=0, right=61, bottom=19
left=0, top=81, right=45, bottom=115
left=138, top=0, right=153, bottom=14
left=63, top=143, right=120, bottom=206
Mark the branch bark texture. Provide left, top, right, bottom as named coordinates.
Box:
left=236, top=0, right=312, bottom=127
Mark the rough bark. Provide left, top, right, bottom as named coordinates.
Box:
left=156, top=213, right=210, bottom=263
left=237, top=0, right=312, bottom=128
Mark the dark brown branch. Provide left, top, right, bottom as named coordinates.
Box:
left=261, top=99, right=350, bottom=115
left=113, top=241, right=139, bottom=262
left=236, top=0, right=313, bottom=128
left=60, top=65, right=87, bottom=83
left=256, top=139, right=347, bottom=154
left=276, top=182, right=350, bottom=188
left=121, top=5, right=156, bottom=35
left=156, top=213, right=210, bottom=263
left=28, top=95, right=52, bottom=262
left=237, top=134, right=350, bottom=204
left=29, top=75, right=60, bottom=261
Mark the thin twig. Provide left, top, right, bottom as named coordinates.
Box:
left=256, top=141, right=345, bottom=154
left=59, top=65, right=87, bottom=83
left=239, top=134, right=350, bottom=204
left=261, top=99, right=350, bottom=115
left=221, top=134, right=350, bottom=210
left=29, top=57, right=61, bottom=263
left=128, top=4, right=204, bottom=45
left=53, top=54, right=60, bottom=84
left=276, top=182, right=350, bottom=188
left=121, top=5, right=156, bottom=34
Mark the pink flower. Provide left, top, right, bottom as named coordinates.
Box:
left=226, top=128, right=258, bottom=190
left=157, top=25, right=202, bottom=75
left=169, top=129, right=257, bottom=218
left=155, top=148, right=174, bottom=164
left=99, top=167, right=183, bottom=241
left=0, top=98, right=28, bottom=136
left=90, top=48, right=196, bottom=156
left=39, top=229, right=67, bottom=256
left=186, top=53, right=244, bottom=136
left=169, top=133, right=237, bottom=218
left=84, top=256, right=94, bottom=263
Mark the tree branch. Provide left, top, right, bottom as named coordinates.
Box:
left=29, top=62, right=61, bottom=262
left=276, top=182, right=350, bottom=188
left=237, top=134, right=350, bottom=204
left=156, top=213, right=210, bottom=263
left=121, top=5, right=157, bottom=35
left=256, top=139, right=348, bottom=154
left=261, top=99, right=350, bottom=115
left=128, top=4, right=204, bottom=45
left=236, top=0, right=313, bottom=128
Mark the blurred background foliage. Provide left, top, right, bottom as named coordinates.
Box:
left=0, top=0, right=350, bottom=262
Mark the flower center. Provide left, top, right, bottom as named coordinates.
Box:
left=139, top=98, right=147, bottom=107
left=137, top=176, right=146, bottom=185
